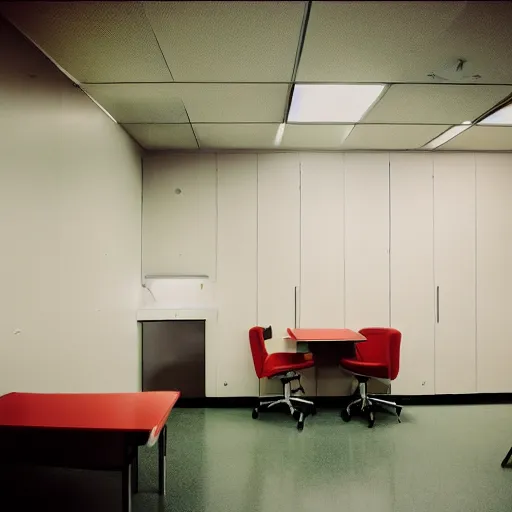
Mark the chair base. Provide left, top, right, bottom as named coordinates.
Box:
left=252, top=372, right=315, bottom=431
left=341, top=380, right=402, bottom=428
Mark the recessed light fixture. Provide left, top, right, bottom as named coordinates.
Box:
left=478, top=103, right=512, bottom=125
left=287, top=84, right=385, bottom=123
left=423, top=124, right=471, bottom=149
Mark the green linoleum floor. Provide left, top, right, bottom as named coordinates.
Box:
left=2, top=405, right=512, bottom=511
left=134, top=405, right=512, bottom=512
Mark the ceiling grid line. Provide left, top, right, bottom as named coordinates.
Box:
left=140, top=0, right=175, bottom=81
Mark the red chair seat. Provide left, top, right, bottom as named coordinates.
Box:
left=262, top=352, right=314, bottom=378
left=339, top=357, right=390, bottom=379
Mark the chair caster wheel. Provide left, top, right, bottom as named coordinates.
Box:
left=252, top=407, right=259, bottom=419
left=311, top=405, right=317, bottom=416
left=368, top=411, right=375, bottom=428
left=296, top=411, right=305, bottom=431
left=340, top=408, right=351, bottom=422
left=292, top=409, right=301, bottom=421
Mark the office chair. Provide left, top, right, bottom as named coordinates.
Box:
left=249, top=326, right=315, bottom=431
left=339, top=327, right=402, bottom=428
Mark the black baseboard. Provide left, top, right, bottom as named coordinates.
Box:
left=175, top=393, right=512, bottom=408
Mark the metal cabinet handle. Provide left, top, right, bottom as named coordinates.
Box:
left=294, top=286, right=298, bottom=328
left=436, top=286, right=440, bottom=323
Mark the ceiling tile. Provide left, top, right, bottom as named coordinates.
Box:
left=342, top=124, right=446, bottom=150
left=179, top=84, right=288, bottom=123
left=297, top=1, right=512, bottom=83
left=83, top=83, right=288, bottom=123
left=82, top=84, right=189, bottom=123
left=0, top=2, right=172, bottom=83
left=143, top=1, right=305, bottom=81
left=281, top=125, right=354, bottom=149
left=364, top=85, right=512, bottom=124
left=439, top=126, right=512, bottom=150
left=122, top=124, right=197, bottom=150
left=194, top=124, right=279, bottom=149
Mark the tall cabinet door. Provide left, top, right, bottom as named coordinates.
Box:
left=257, top=153, right=300, bottom=354
left=300, top=153, right=345, bottom=396
left=434, top=153, right=476, bottom=394
left=300, top=153, right=344, bottom=328
left=216, top=154, right=258, bottom=397
left=476, top=153, right=512, bottom=392
left=345, top=153, right=390, bottom=329
left=390, top=153, right=435, bottom=395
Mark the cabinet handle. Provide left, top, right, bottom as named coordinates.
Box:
left=294, top=286, right=298, bottom=328
left=436, top=286, right=440, bottom=323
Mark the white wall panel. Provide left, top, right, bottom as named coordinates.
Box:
left=300, top=153, right=346, bottom=396
left=390, top=153, right=435, bottom=395
left=216, top=154, right=258, bottom=396
left=344, top=153, right=390, bottom=329
left=300, top=153, right=344, bottom=328
left=434, top=153, right=476, bottom=394
left=476, top=153, right=512, bottom=392
left=142, top=153, right=217, bottom=278
left=257, top=153, right=301, bottom=354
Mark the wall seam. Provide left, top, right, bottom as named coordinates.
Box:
left=256, top=153, right=260, bottom=398
left=388, top=153, right=391, bottom=328
left=432, top=154, right=437, bottom=394
left=474, top=153, right=478, bottom=392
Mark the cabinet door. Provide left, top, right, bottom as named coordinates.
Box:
left=300, top=153, right=344, bottom=328
left=216, top=154, right=258, bottom=397
left=390, top=153, right=435, bottom=395
left=142, top=153, right=217, bottom=278
left=434, top=153, right=476, bottom=394
left=345, top=153, right=390, bottom=329
left=142, top=321, right=205, bottom=397
left=257, top=153, right=300, bottom=353
left=476, top=154, right=512, bottom=392
left=300, top=153, right=345, bottom=396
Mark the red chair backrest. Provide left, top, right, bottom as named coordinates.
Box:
left=248, top=326, right=269, bottom=378
left=357, top=328, right=402, bottom=380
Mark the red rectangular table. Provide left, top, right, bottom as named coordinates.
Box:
left=287, top=328, right=367, bottom=343
left=287, top=328, right=367, bottom=370
left=0, top=391, right=180, bottom=512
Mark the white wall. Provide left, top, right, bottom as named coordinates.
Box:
left=143, top=150, right=512, bottom=397
left=0, top=18, right=142, bottom=394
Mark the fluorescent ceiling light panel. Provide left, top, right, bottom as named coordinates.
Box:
left=288, top=84, right=385, bottom=123
left=423, top=124, right=471, bottom=149
left=478, top=103, right=512, bottom=125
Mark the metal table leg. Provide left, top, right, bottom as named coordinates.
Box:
left=122, top=462, right=132, bottom=512
left=158, top=424, right=167, bottom=495
left=132, top=446, right=139, bottom=494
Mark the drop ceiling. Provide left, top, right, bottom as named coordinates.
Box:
left=1, top=1, right=512, bottom=151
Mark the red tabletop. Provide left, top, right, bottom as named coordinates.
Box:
left=0, top=391, right=180, bottom=434
left=287, top=328, right=367, bottom=342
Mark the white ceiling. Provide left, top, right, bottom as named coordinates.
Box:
left=297, top=1, right=512, bottom=84
left=142, top=1, right=304, bottom=82
left=439, top=127, right=512, bottom=151
left=1, top=0, right=512, bottom=151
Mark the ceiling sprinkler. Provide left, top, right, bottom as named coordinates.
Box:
left=428, top=59, right=481, bottom=82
